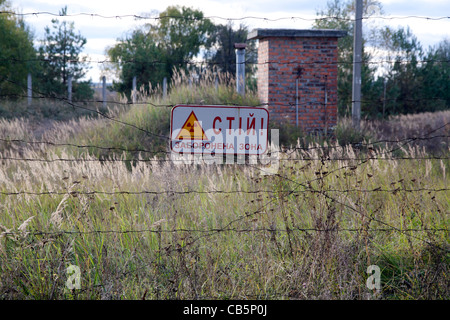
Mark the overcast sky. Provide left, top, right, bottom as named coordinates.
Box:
left=10, top=0, right=450, bottom=82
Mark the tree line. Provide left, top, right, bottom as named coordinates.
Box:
left=0, top=2, right=255, bottom=104
left=0, top=3, right=93, bottom=102
left=103, top=5, right=257, bottom=99
left=315, top=0, right=449, bottom=118
left=0, top=0, right=448, bottom=118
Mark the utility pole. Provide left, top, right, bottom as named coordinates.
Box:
left=352, top=0, right=363, bottom=130
left=383, top=78, right=386, bottom=118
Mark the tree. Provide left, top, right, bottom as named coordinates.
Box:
left=314, top=0, right=449, bottom=118
left=419, top=39, right=450, bottom=112
left=380, top=28, right=449, bottom=115
left=378, top=26, right=423, bottom=115
left=0, top=0, right=37, bottom=98
left=107, top=29, right=167, bottom=98
left=207, top=22, right=257, bottom=80
left=313, top=0, right=384, bottom=117
left=107, top=6, right=215, bottom=98
left=36, top=6, right=93, bottom=101
left=152, top=6, right=214, bottom=69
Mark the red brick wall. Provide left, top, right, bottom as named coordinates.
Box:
left=257, top=37, right=339, bottom=132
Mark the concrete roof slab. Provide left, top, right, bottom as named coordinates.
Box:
left=248, top=28, right=348, bottom=40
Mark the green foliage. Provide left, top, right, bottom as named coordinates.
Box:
left=268, top=118, right=306, bottom=148
left=313, top=0, right=384, bottom=118
left=69, top=69, right=260, bottom=160
left=155, top=6, right=215, bottom=61
left=107, top=6, right=215, bottom=99
left=35, top=6, right=93, bottom=101
left=106, top=6, right=258, bottom=101
left=207, top=22, right=257, bottom=79
left=0, top=0, right=37, bottom=97
left=381, top=31, right=449, bottom=115
left=333, top=116, right=373, bottom=145
left=107, top=29, right=166, bottom=99
left=314, top=0, right=449, bottom=119
left=418, top=40, right=450, bottom=112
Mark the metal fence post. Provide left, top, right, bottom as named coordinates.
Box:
left=132, top=76, right=137, bottom=104
left=27, top=73, right=32, bottom=106
left=234, top=43, right=247, bottom=96
left=102, top=76, right=107, bottom=108
left=163, top=77, right=167, bottom=99
left=68, top=75, right=72, bottom=103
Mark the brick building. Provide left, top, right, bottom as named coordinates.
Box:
left=247, top=29, right=347, bottom=132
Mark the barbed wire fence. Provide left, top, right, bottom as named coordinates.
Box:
left=0, top=10, right=449, bottom=299
left=1, top=10, right=449, bottom=104
left=2, top=10, right=449, bottom=20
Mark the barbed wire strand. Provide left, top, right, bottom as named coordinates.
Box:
left=1, top=57, right=448, bottom=66
left=1, top=78, right=171, bottom=141
left=1, top=9, right=449, bottom=299
left=1, top=11, right=449, bottom=21
left=1, top=92, right=448, bottom=109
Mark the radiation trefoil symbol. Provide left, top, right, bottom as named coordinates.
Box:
left=175, top=111, right=208, bottom=140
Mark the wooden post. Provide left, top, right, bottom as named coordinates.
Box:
left=27, top=73, right=32, bottom=106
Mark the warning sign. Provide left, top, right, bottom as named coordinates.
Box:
left=170, top=105, right=269, bottom=155
left=175, top=111, right=208, bottom=140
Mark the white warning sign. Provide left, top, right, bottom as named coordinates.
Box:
left=170, top=105, right=269, bottom=155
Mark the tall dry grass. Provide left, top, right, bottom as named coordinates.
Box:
left=0, top=132, right=448, bottom=300
left=364, top=111, right=450, bottom=154
left=0, top=75, right=448, bottom=300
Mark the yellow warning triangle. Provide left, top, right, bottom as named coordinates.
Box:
left=176, top=111, right=208, bottom=140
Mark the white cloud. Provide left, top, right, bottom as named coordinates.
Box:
left=10, top=0, right=450, bottom=81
